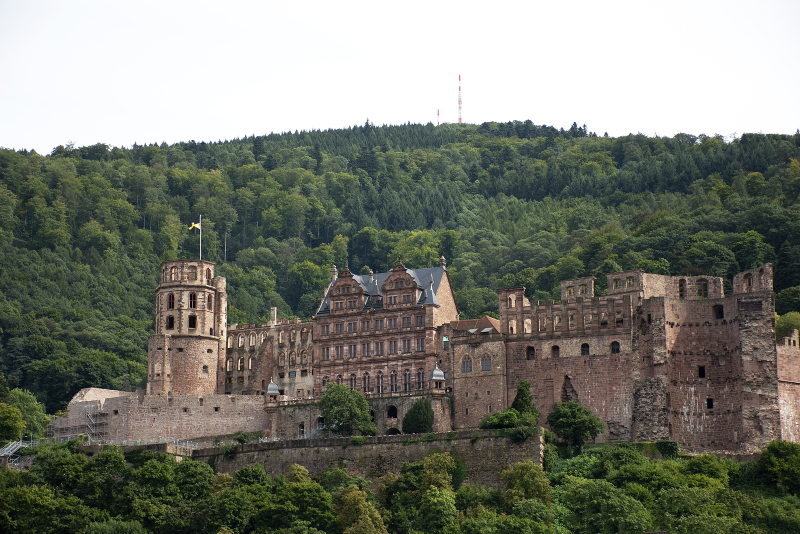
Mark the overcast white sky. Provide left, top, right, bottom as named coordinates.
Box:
left=1, top=0, right=798, bottom=154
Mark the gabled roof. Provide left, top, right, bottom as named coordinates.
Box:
left=315, top=264, right=448, bottom=317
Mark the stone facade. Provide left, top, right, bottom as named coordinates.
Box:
left=51, top=259, right=800, bottom=455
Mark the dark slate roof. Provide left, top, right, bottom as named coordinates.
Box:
left=315, top=265, right=447, bottom=317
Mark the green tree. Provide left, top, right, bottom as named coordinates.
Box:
left=501, top=460, right=552, bottom=509
left=759, top=439, right=800, bottom=494
left=510, top=380, right=540, bottom=424
left=560, top=476, right=653, bottom=534
left=0, top=402, right=25, bottom=441
left=414, top=486, right=457, bottom=534
left=546, top=401, right=605, bottom=449
left=401, top=397, right=434, bottom=434
left=332, top=484, right=387, bottom=534
left=316, top=383, right=376, bottom=436
left=776, top=312, right=800, bottom=341
left=776, top=286, right=800, bottom=315
left=6, top=389, right=49, bottom=439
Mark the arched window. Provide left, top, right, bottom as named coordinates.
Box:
left=322, top=376, right=328, bottom=387
left=527, top=347, right=536, bottom=360
left=462, top=356, right=473, bottom=373
left=508, top=295, right=516, bottom=308
left=250, top=333, right=256, bottom=346
left=377, top=371, right=384, bottom=394
left=744, top=273, right=753, bottom=292
left=581, top=343, right=590, bottom=356
left=226, top=359, right=232, bottom=372
left=202, top=365, right=208, bottom=374
left=206, top=268, right=211, bottom=280
left=350, top=374, right=357, bottom=389
left=207, top=295, right=213, bottom=311
left=336, top=375, right=343, bottom=385
left=298, top=423, right=304, bottom=438
left=168, top=294, right=175, bottom=309
left=279, top=331, right=284, bottom=344
left=248, top=357, right=253, bottom=370
left=679, top=279, right=686, bottom=300
left=509, top=320, right=516, bottom=335
left=417, top=368, right=424, bottom=389
left=170, top=266, right=179, bottom=281
left=363, top=373, right=370, bottom=393
left=611, top=341, right=621, bottom=354
left=481, top=354, right=491, bottom=371
left=552, top=345, right=560, bottom=358
left=238, top=358, right=244, bottom=371
left=238, top=335, right=244, bottom=348
left=524, top=318, right=532, bottom=334
left=390, top=370, right=398, bottom=392
left=387, top=405, right=398, bottom=419
left=167, top=316, right=175, bottom=330
left=403, top=369, right=411, bottom=392
left=227, top=336, right=233, bottom=349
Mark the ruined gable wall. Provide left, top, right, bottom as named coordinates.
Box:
left=777, top=330, right=800, bottom=443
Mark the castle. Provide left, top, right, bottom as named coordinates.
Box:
left=52, top=258, right=800, bottom=453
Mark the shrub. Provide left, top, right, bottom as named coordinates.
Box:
left=351, top=436, right=366, bottom=446
left=402, top=397, right=435, bottom=434
left=233, top=431, right=254, bottom=444
left=656, top=439, right=681, bottom=460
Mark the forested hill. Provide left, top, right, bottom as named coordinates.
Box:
left=2, top=120, right=800, bottom=413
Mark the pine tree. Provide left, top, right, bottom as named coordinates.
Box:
left=402, top=397, right=434, bottom=434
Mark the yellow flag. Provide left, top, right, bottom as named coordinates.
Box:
left=189, top=222, right=201, bottom=230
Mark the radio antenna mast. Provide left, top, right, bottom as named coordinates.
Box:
left=458, top=75, right=462, bottom=124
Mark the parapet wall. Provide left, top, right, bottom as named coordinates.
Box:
left=191, top=429, right=543, bottom=489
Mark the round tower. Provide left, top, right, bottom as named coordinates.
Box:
left=147, top=260, right=227, bottom=396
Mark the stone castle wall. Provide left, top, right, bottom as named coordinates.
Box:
left=777, top=330, right=800, bottom=443
left=194, top=429, right=543, bottom=489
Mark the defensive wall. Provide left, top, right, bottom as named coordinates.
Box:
left=191, top=429, right=543, bottom=489
left=778, top=329, right=800, bottom=443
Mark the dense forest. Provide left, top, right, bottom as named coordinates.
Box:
left=2, top=436, right=800, bottom=534
left=2, top=121, right=800, bottom=415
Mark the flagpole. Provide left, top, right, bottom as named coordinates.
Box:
left=199, top=214, right=202, bottom=261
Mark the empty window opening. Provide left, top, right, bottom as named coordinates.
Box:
left=508, top=320, right=516, bottom=335
left=508, top=295, right=516, bottom=308
left=679, top=279, right=686, bottom=300
left=698, top=365, right=706, bottom=378
left=202, top=365, right=208, bottom=374
left=712, top=305, right=724, bottom=320
left=581, top=343, right=590, bottom=356
left=387, top=405, right=398, bottom=419
left=188, top=315, right=197, bottom=329
left=697, top=279, right=709, bottom=299
left=615, top=312, right=623, bottom=327
left=647, top=313, right=652, bottom=324
left=562, top=375, right=579, bottom=402
left=551, top=345, right=560, bottom=358
left=707, top=398, right=714, bottom=409
left=167, top=316, right=175, bottom=330
left=611, top=341, right=621, bottom=354
left=526, top=347, right=536, bottom=360
left=298, top=423, right=305, bottom=438
left=214, top=406, right=219, bottom=412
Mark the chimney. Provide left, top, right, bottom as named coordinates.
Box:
left=270, top=307, right=277, bottom=327
left=330, top=264, right=338, bottom=282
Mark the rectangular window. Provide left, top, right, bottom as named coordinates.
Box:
left=416, top=338, right=424, bottom=351
left=288, top=371, right=296, bottom=378
left=390, top=318, right=398, bottom=329
left=362, top=320, right=370, bottom=331
left=362, top=343, right=370, bottom=356
left=375, top=319, right=383, bottom=330
left=188, top=315, right=197, bottom=329
left=335, top=346, right=343, bottom=359
left=627, top=277, right=635, bottom=287
left=707, top=398, right=714, bottom=409
left=416, top=315, right=424, bottom=327
left=389, top=341, right=397, bottom=354
left=402, top=339, right=411, bottom=353
left=349, top=345, right=356, bottom=358
left=443, top=336, right=449, bottom=349
left=402, top=317, right=411, bottom=328
left=322, top=324, right=329, bottom=335
left=323, top=347, right=330, bottom=360
left=699, top=366, right=706, bottom=378
left=376, top=342, right=384, bottom=355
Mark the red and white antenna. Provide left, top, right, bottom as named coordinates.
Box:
left=458, top=75, right=462, bottom=124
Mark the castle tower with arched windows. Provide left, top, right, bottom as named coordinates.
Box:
left=147, top=260, right=227, bottom=396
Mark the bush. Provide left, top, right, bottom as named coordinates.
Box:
left=546, top=401, right=605, bottom=449
left=402, top=398, right=434, bottom=434
left=233, top=431, right=255, bottom=444
left=351, top=436, right=366, bottom=446
left=759, top=440, right=800, bottom=494
left=656, top=439, right=681, bottom=460
left=479, top=408, right=520, bottom=430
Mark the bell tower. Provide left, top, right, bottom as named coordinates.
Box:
left=147, top=260, right=227, bottom=396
